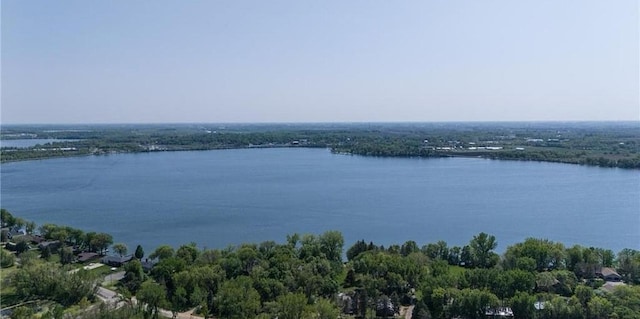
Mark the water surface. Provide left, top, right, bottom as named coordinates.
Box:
left=1, top=148, right=638, bottom=253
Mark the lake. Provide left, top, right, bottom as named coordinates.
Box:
left=1, top=148, right=638, bottom=255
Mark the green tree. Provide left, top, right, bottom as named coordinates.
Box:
left=319, top=230, right=344, bottom=264
left=0, top=208, right=15, bottom=227
left=123, top=259, right=145, bottom=293
left=216, top=276, right=261, bottom=319
left=314, top=298, right=340, bottom=319
left=176, top=243, right=199, bottom=263
left=149, top=245, right=175, bottom=260
left=12, top=263, right=97, bottom=306
left=277, top=293, right=309, bottom=319
left=137, top=281, right=167, bottom=319
left=135, top=245, right=145, bottom=259
left=59, top=246, right=74, bottom=264
left=469, top=232, right=498, bottom=268
left=25, top=221, right=36, bottom=234
left=41, top=245, right=52, bottom=260
left=11, top=306, right=34, bottom=319
left=587, top=296, right=613, bottom=319
left=617, top=249, right=640, bottom=284
left=347, top=240, right=372, bottom=261
left=112, top=243, right=128, bottom=257
left=450, top=288, right=499, bottom=319
left=575, top=285, right=593, bottom=307
left=400, top=240, right=419, bottom=257
left=91, top=232, right=113, bottom=254
left=0, top=248, right=15, bottom=268
left=509, top=291, right=535, bottom=319
left=15, top=239, right=30, bottom=254
left=19, top=250, right=39, bottom=267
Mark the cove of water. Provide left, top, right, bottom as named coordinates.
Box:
left=1, top=148, right=638, bottom=254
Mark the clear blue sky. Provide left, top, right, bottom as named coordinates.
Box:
left=2, top=0, right=638, bottom=124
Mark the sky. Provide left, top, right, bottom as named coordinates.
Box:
left=1, top=0, right=639, bottom=124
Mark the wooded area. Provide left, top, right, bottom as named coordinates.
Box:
left=2, top=123, right=639, bottom=168
left=2, top=209, right=640, bottom=318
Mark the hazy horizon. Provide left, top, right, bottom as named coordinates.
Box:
left=2, top=1, right=639, bottom=124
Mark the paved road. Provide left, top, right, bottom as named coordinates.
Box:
left=103, top=271, right=125, bottom=285
left=96, top=286, right=119, bottom=305
left=96, top=276, right=203, bottom=319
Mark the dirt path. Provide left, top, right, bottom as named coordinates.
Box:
left=399, top=305, right=414, bottom=319
left=158, top=307, right=203, bottom=319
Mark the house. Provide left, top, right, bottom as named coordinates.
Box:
left=26, top=235, right=45, bottom=245
left=141, top=258, right=158, bottom=271
left=596, top=267, right=622, bottom=282
left=38, top=240, right=62, bottom=251
left=486, top=307, right=514, bottom=318
left=77, top=252, right=100, bottom=263
left=599, top=281, right=626, bottom=293
left=101, top=254, right=133, bottom=267
left=1, top=226, right=25, bottom=240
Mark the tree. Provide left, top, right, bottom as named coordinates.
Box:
left=15, top=239, right=30, bottom=254
left=412, top=300, right=432, bottom=319
left=67, top=228, right=85, bottom=246
left=60, top=246, right=74, bottom=264
left=41, top=245, right=52, bottom=260
left=135, top=245, right=145, bottom=259
left=113, top=243, right=128, bottom=257
left=91, top=232, right=113, bottom=254
left=347, top=240, right=370, bottom=261
left=617, top=249, right=640, bottom=284
left=19, top=250, right=40, bottom=268
left=588, top=296, right=613, bottom=319
left=176, top=243, right=199, bottom=263
left=11, top=306, right=34, bottom=319
left=319, top=230, right=344, bottom=264
left=401, top=240, right=419, bottom=257
left=25, top=221, right=36, bottom=234
left=123, top=259, right=145, bottom=293
left=0, top=249, right=15, bottom=268
left=575, top=285, right=593, bottom=307
left=0, top=208, right=15, bottom=227
left=150, top=245, right=175, bottom=260
left=12, top=263, right=98, bottom=306
left=137, top=281, right=167, bottom=319
left=277, top=293, right=308, bottom=319
left=314, top=298, right=340, bottom=319
left=450, top=288, right=499, bottom=319
left=469, top=233, right=498, bottom=268
left=509, top=291, right=535, bottom=319
left=216, top=276, right=261, bottom=319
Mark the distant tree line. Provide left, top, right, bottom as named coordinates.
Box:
left=2, top=123, right=639, bottom=168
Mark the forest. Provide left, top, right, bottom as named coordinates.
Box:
left=1, top=209, right=640, bottom=319
left=1, top=122, right=639, bottom=169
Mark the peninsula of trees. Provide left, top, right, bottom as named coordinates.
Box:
left=1, top=209, right=640, bottom=319
left=2, top=122, right=639, bottom=169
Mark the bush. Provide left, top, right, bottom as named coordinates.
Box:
left=0, top=249, right=15, bottom=268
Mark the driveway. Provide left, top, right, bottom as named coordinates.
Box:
left=103, top=271, right=125, bottom=285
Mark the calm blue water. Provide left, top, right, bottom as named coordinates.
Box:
left=1, top=148, right=638, bottom=254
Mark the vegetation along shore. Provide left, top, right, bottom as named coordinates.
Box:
left=1, top=122, right=639, bottom=169
left=1, top=209, right=640, bottom=318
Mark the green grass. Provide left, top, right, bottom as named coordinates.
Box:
left=448, top=265, right=466, bottom=277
